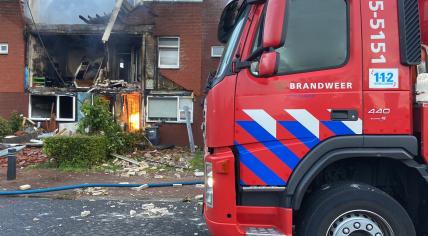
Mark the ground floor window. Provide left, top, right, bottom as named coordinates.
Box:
left=29, top=95, right=76, bottom=121
left=146, top=96, right=193, bottom=123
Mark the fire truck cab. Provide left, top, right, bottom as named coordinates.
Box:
left=204, top=0, right=428, bottom=235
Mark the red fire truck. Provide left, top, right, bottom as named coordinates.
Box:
left=203, top=0, right=428, bottom=235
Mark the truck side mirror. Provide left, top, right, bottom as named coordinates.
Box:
left=263, top=0, right=286, bottom=49
left=258, top=51, right=279, bottom=77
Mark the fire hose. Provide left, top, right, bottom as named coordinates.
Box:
left=0, top=180, right=204, bottom=195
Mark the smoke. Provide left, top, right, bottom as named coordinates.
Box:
left=32, top=0, right=117, bottom=24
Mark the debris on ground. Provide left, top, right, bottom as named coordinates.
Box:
left=182, top=197, right=192, bottom=202
left=139, top=203, right=174, bottom=218
left=19, top=184, right=32, bottom=190
left=109, top=147, right=198, bottom=178
left=75, top=187, right=109, bottom=196
left=80, top=210, right=91, bottom=217
left=194, top=194, right=203, bottom=200
left=131, top=184, right=149, bottom=191
left=111, top=153, right=140, bottom=165
left=129, top=210, right=137, bottom=217
left=194, top=171, right=204, bottom=177
left=0, top=147, right=48, bottom=168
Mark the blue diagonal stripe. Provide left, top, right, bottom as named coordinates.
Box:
left=237, top=121, right=301, bottom=169
left=279, top=121, right=320, bottom=149
left=322, top=121, right=355, bottom=135
left=236, top=143, right=286, bottom=186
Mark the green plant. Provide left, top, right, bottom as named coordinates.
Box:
left=77, top=97, right=121, bottom=135
left=43, top=135, right=108, bottom=168
left=9, top=112, right=23, bottom=133
left=77, top=97, right=145, bottom=154
left=0, top=117, right=12, bottom=138
left=190, top=150, right=204, bottom=171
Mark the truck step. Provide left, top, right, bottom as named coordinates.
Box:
left=242, top=186, right=286, bottom=192
left=246, top=227, right=285, bottom=236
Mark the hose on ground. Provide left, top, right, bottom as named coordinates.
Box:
left=0, top=180, right=204, bottom=195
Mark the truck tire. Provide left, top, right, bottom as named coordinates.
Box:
left=297, top=182, right=416, bottom=236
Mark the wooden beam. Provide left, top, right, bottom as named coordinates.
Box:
left=102, top=0, right=125, bottom=44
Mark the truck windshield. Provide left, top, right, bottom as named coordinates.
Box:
left=213, top=6, right=250, bottom=85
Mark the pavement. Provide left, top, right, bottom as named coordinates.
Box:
left=0, top=197, right=209, bottom=236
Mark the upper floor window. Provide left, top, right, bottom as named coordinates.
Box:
left=158, top=37, right=180, bottom=69
left=0, top=43, right=8, bottom=55
left=211, top=46, right=224, bottom=58
left=275, top=0, right=348, bottom=74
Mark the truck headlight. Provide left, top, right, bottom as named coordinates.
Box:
left=205, top=162, right=213, bottom=208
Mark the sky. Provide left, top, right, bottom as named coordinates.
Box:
left=31, top=0, right=117, bottom=24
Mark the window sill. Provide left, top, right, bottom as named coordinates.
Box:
left=158, top=66, right=180, bottom=70
left=146, top=120, right=193, bottom=124
left=56, top=119, right=76, bottom=122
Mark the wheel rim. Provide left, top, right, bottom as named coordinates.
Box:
left=326, top=210, right=394, bottom=236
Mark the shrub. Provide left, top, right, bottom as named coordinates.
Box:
left=77, top=97, right=121, bottom=135
left=0, top=117, right=12, bottom=138
left=43, top=135, right=108, bottom=168
left=77, top=96, right=144, bottom=154
left=9, top=112, right=23, bottom=133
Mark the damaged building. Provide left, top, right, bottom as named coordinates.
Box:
left=0, top=0, right=228, bottom=146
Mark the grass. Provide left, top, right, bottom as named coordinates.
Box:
left=190, top=150, right=204, bottom=171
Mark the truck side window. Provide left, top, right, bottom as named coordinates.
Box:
left=276, top=0, right=348, bottom=74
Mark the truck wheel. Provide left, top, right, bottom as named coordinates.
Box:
left=297, top=183, right=416, bottom=236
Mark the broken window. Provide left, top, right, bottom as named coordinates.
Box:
left=57, top=96, right=76, bottom=121
left=29, top=95, right=76, bottom=121
left=30, top=95, right=56, bottom=120
left=147, top=96, right=193, bottom=123
left=118, top=54, right=131, bottom=81
left=158, top=37, right=180, bottom=69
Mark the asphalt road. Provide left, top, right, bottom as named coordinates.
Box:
left=0, top=198, right=209, bottom=236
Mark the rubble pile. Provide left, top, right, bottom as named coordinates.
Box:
left=111, top=147, right=195, bottom=178
left=138, top=147, right=193, bottom=169
left=0, top=147, right=48, bottom=168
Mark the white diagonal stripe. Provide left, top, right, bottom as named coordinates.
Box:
left=243, top=109, right=276, bottom=137
left=285, top=109, right=319, bottom=138
left=342, top=119, right=363, bottom=134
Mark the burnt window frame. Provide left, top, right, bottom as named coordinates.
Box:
left=29, top=94, right=76, bottom=122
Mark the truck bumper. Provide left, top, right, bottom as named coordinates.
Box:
left=204, top=148, right=293, bottom=235
left=204, top=212, right=244, bottom=236
left=204, top=205, right=293, bottom=236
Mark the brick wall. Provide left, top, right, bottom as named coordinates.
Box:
left=126, top=1, right=227, bottom=147
left=0, top=0, right=28, bottom=118
left=151, top=2, right=204, bottom=95
left=0, top=93, right=28, bottom=118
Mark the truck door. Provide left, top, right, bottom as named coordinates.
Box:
left=234, top=0, right=363, bottom=186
